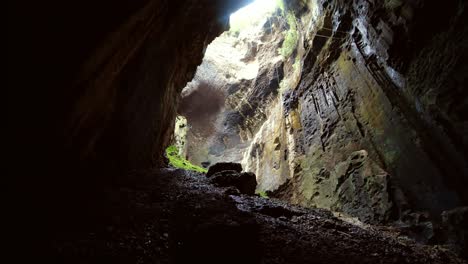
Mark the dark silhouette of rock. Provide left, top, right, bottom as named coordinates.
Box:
left=210, top=171, right=257, bottom=195
left=201, top=161, right=211, bottom=168
left=441, top=207, right=468, bottom=258
left=206, top=162, right=243, bottom=177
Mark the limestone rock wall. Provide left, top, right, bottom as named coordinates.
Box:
left=265, top=0, right=468, bottom=223
left=182, top=0, right=467, bottom=224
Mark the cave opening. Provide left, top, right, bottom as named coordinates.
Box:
left=164, top=0, right=468, bottom=258
left=171, top=0, right=293, bottom=171
left=11, top=0, right=468, bottom=262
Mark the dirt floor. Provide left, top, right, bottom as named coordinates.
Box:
left=44, top=168, right=467, bottom=263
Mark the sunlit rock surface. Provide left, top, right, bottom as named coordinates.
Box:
left=181, top=0, right=468, bottom=230
left=180, top=8, right=286, bottom=166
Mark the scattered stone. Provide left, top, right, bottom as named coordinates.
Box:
left=206, top=162, right=243, bottom=177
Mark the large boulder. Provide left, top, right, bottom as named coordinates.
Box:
left=206, top=162, right=243, bottom=177
left=210, top=171, right=257, bottom=195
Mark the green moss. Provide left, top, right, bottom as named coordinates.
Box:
left=293, top=55, right=301, bottom=72
left=166, top=145, right=207, bottom=173
left=257, top=190, right=269, bottom=198
left=276, top=0, right=285, bottom=11
left=280, top=12, right=299, bottom=58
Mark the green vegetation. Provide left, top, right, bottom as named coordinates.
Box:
left=293, top=55, right=301, bottom=72
left=279, top=52, right=302, bottom=94
left=280, top=12, right=299, bottom=58
left=276, top=0, right=285, bottom=11
left=166, top=145, right=207, bottom=173
left=257, top=190, right=269, bottom=198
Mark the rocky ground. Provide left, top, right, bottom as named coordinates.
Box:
left=46, top=167, right=466, bottom=264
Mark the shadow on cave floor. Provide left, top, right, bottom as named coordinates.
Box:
left=46, top=168, right=466, bottom=264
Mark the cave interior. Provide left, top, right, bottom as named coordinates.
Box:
left=9, top=0, right=468, bottom=263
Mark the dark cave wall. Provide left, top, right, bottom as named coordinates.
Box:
left=62, top=0, right=251, bottom=172
left=8, top=0, right=251, bottom=234
left=10, top=0, right=251, bottom=174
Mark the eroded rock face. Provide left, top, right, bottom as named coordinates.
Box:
left=181, top=0, right=468, bottom=226
left=278, top=0, right=467, bottom=223
left=179, top=9, right=287, bottom=166
left=249, top=0, right=467, bottom=225
left=329, top=150, right=391, bottom=223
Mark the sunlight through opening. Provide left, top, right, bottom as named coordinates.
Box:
left=229, top=0, right=279, bottom=32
